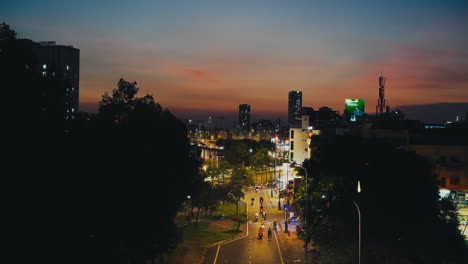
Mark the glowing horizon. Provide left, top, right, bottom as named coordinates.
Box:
left=3, top=0, right=467, bottom=121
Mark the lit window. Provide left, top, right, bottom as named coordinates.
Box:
left=43, top=64, right=47, bottom=69
left=42, top=71, right=47, bottom=77
left=52, top=72, right=55, bottom=77
left=72, top=87, right=75, bottom=91
left=66, top=65, right=70, bottom=70
left=72, top=108, right=75, bottom=113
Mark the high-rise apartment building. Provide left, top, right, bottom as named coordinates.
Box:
left=19, top=39, right=80, bottom=122
left=239, top=104, right=251, bottom=131
left=288, top=91, right=302, bottom=126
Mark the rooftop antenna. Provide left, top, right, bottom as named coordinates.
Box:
left=376, top=75, right=387, bottom=116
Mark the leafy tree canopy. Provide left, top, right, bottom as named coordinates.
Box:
left=295, top=137, right=465, bottom=264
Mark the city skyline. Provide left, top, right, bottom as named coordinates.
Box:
left=3, top=0, right=467, bottom=123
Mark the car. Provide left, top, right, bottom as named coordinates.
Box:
left=288, top=216, right=300, bottom=225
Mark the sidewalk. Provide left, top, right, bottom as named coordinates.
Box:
left=261, top=188, right=314, bottom=264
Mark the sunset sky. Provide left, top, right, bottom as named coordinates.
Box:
left=2, top=0, right=467, bottom=122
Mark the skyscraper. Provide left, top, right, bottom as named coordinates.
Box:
left=239, top=104, right=251, bottom=131
left=288, top=91, right=302, bottom=126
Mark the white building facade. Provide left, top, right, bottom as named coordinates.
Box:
left=289, top=115, right=312, bottom=164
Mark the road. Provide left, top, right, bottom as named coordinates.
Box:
left=204, top=188, right=285, bottom=264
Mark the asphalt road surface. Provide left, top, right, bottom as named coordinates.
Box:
left=204, top=188, right=285, bottom=264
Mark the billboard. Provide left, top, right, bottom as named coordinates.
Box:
left=344, top=99, right=365, bottom=121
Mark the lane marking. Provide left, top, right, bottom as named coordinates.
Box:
left=273, top=191, right=285, bottom=264
left=213, top=196, right=250, bottom=264
left=213, top=244, right=221, bottom=264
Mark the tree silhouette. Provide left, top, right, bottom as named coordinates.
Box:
left=295, top=137, right=466, bottom=263
left=43, top=78, right=201, bottom=264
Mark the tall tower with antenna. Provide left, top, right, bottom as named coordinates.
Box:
left=376, top=76, right=387, bottom=116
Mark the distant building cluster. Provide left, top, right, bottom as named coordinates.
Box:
left=182, top=76, right=468, bottom=205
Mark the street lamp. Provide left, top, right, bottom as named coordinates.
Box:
left=353, top=180, right=362, bottom=264
left=295, top=165, right=309, bottom=264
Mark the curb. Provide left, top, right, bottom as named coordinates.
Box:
left=205, top=230, right=248, bottom=248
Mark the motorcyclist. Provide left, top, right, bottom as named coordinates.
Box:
left=258, top=228, right=263, bottom=239
left=251, top=197, right=254, bottom=205
left=268, top=228, right=272, bottom=240
left=255, top=212, right=259, bottom=222
left=273, top=219, right=278, bottom=231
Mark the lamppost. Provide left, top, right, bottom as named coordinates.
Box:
left=295, top=165, right=309, bottom=264
left=352, top=180, right=362, bottom=264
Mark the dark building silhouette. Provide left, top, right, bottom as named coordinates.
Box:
left=252, top=119, right=276, bottom=140
left=302, top=106, right=314, bottom=117
left=288, top=91, right=302, bottom=126
left=376, top=75, right=389, bottom=116
left=315, top=107, right=340, bottom=122
left=239, top=104, right=251, bottom=131
left=19, top=39, right=80, bottom=122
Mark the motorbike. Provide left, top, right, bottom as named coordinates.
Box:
left=258, top=231, right=263, bottom=239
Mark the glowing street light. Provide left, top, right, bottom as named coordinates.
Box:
left=353, top=180, right=362, bottom=264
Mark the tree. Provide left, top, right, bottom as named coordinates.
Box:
left=202, top=158, right=220, bottom=183
left=61, top=78, right=201, bottom=263
left=295, top=137, right=466, bottom=264
left=223, top=139, right=250, bottom=166
left=255, top=139, right=275, bottom=152
left=98, top=78, right=163, bottom=125
left=233, top=213, right=247, bottom=231
left=227, top=165, right=253, bottom=215
left=227, top=182, right=245, bottom=216
left=0, top=21, right=17, bottom=41
left=191, top=180, right=216, bottom=225
left=251, top=148, right=273, bottom=185
left=218, top=160, right=231, bottom=182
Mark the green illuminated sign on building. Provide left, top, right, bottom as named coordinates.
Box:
left=344, top=99, right=365, bottom=121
